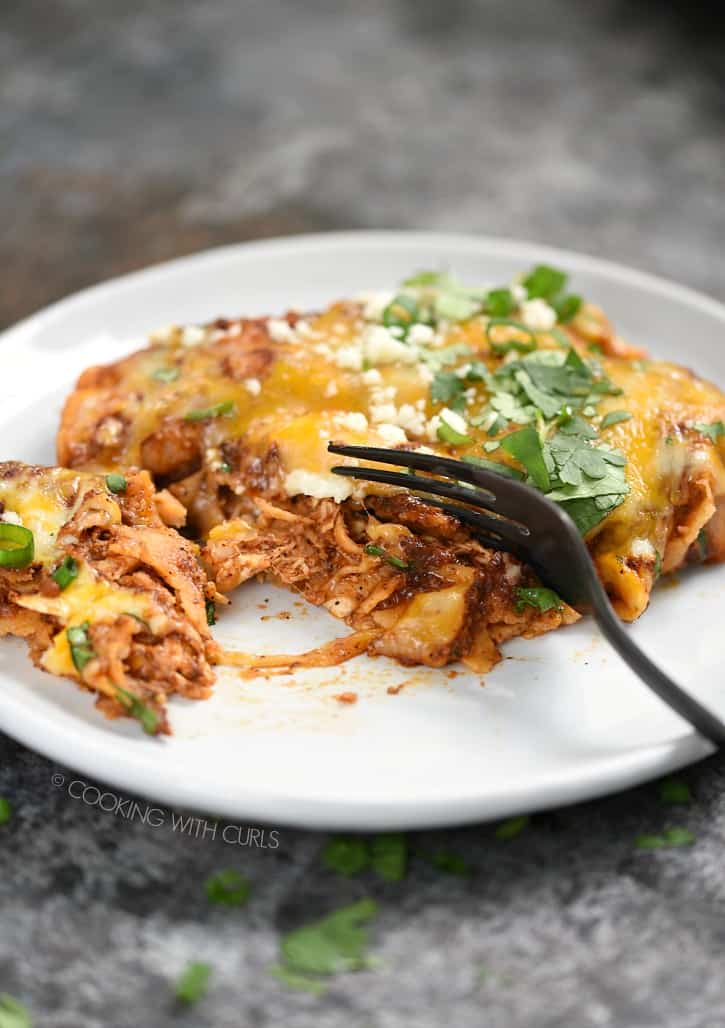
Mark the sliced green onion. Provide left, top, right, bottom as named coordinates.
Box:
left=115, top=685, right=160, bottom=735
left=185, top=401, right=236, bottom=422
left=152, top=366, right=180, bottom=383
left=0, top=523, right=34, bottom=568
left=105, top=473, right=127, bottom=494
left=52, top=555, right=79, bottom=591
left=364, top=543, right=410, bottom=570
left=601, top=410, right=632, bottom=430
left=382, top=294, right=419, bottom=334
left=485, top=318, right=537, bottom=355
left=205, top=599, right=217, bottom=626
left=67, top=622, right=95, bottom=672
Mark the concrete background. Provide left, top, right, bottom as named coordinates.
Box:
left=1, top=1, right=725, bottom=1025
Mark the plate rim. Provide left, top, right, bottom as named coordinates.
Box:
left=0, top=229, right=722, bottom=830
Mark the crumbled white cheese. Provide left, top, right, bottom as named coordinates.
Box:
left=630, top=537, right=655, bottom=559
left=455, top=363, right=472, bottom=379
left=376, top=423, right=408, bottom=446
left=180, top=325, right=207, bottom=346
left=150, top=324, right=178, bottom=344
left=356, top=290, right=394, bottom=321
left=418, top=364, right=434, bottom=385
left=426, top=415, right=441, bottom=441
left=0, top=511, right=23, bottom=526
left=267, top=318, right=297, bottom=343
left=313, top=342, right=334, bottom=359
left=510, top=282, right=528, bottom=305
left=370, top=402, right=398, bottom=424
left=284, top=469, right=354, bottom=503
left=324, top=380, right=338, bottom=397
left=392, top=403, right=427, bottom=437
left=335, top=345, right=364, bottom=371
left=407, top=323, right=436, bottom=346
left=334, top=412, right=369, bottom=433
left=439, top=407, right=469, bottom=435
left=362, top=368, right=382, bottom=386
left=364, top=325, right=419, bottom=366
left=504, top=560, right=522, bottom=583
left=294, top=319, right=317, bottom=339
left=520, top=298, right=557, bottom=331
left=244, top=378, right=261, bottom=396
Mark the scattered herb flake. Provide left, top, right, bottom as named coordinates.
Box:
left=382, top=294, right=419, bottom=335
left=494, top=815, right=529, bottom=839
left=52, top=555, right=79, bottom=591
left=371, top=833, right=407, bottom=881
left=105, top=473, right=127, bottom=494
left=175, top=962, right=212, bottom=1005
left=204, top=869, right=250, bottom=906
left=553, top=294, right=582, bottom=323
left=185, top=401, right=236, bottom=422
left=205, top=599, right=217, bottom=626
left=364, top=544, right=410, bottom=570
left=322, top=836, right=370, bottom=876
left=152, top=366, right=180, bottom=383
left=486, top=319, right=537, bottom=355
left=514, top=588, right=562, bottom=614
left=0, top=798, right=11, bottom=826
left=692, top=420, right=725, bottom=443
left=66, top=622, right=95, bottom=673
left=484, top=288, right=515, bottom=318
left=523, top=264, right=567, bottom=301
left=430, top=371, right=466, bottom=411
left=601, top=410, right=632, bottom=430
left=635, top=827, right=695, bottom=850
left=279, top=899, right=378, bottom=977
left=501, top=427, right=551, bottom=491
left=659, top=779, right=691, bottom=805
left=115, top=686, right=160, bottom=735
left=0, top=995, right=31, bottom=1028
left=271, top=964, right=327, bottom=995
left=431, top=850, right=471, bottom=876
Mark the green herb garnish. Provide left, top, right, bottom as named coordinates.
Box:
left=185, top=401, right=236, bottom=422
left=501, top=427, right=551, bottom=491
left=115, top=686, right=160, bottom=735
left=553, top=294, right=582, bottom=323
left=486, top=319, right=537, bottom=355
left=635, top=827, right=694, bottom=850
left=271, top=964, right=327, bottom=995
left=0, top=798, right=11, bottom=826
left=659, top=778, right=691, bottom=805
left=204, top=869, right=250, bottom=906
left=462, top=456, right=525, bottom=480
left=430, top=371, right=466, bottom=412
left=364, top=544, right=410, bottom=571
left=437, top=416, right=473, bottom=446
left=600, top=410, right=632, bottom=430
left=175, top=962, right=212, bottom=1005
left=205, top=599, right=217, bottom=626
left=152, top=366, right=180, bottom=383
left=0, top=995, right=31, bottom=1028
left=52, top=555, right=78, bottom=591
left=494, top=815, right=529, bottom=839
left=692, top=420, right=725, bottom=443
left=431, top=850, right=471, bottom=876
left=697, top=528, right=709, bottom=561
left=371, top=833, right=407, bottom=881
left=322, top=836, right=370, bottom=876
left=279, top=898, right=378, bottom=977
left=523, top=264, right=567, bottom=300
left=382, top=294, right=419, bottom=336
left=484, top=288, right=515, bottom=318
left=66, top=622, right=95, bottom=672
left=105, top=473, right=127, bottom=494
left=514, top=588, right=563, bottom=614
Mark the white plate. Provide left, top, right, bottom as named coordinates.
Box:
left=1, top=231, right=723, bottom=830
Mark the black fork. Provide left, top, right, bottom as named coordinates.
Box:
left=328, top=442, right=725, bottom=746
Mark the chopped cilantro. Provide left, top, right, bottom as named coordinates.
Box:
left=271, top=964, right=327, bottom=995
left=0, top=798, right=11, bottom=825
left=601, top=410, right=632, bottom=430
left=653, top=550, right=663, bottom=577
left=494, top=815, right=529, bottom=839
left=205, top=599, right=217, bottom=626
left=322, top=836, right=370, bottom=876
left=431, top=850, right=471, bottom=876
left=692, top=421, right=725, bottom=443
left=553, top=294, right=582, bottom=323
left=523, top=264, right=567, bottom=301
left=175, top=962, right=212, bottom=1005
left=185, top=401, right=235, bottom=422
left=371, top=833, right=407, bottom=881
left=659, top=778, right=691, bottom=805
left=115, top=686, right=159, bottom=735
left=430, top=371, right=466, bottom=411
left=635, top=827, right=694, bottom=850
left=52, top=555, right=79, bottom=591
left=279, top=898, right=378, bottom=977
left=462, top=455, right=525, bottom=480
left=501, top=427, right=550, bottom=491
left=514, top=588, right=562, bottom=614
left=0, top=995, right=31, bottom=1028
left=486, top=319, right=537, bottom=355
left=437, top=418, right=473, bottom=446
left=105, top=473, right=127, bottom=494
left=484, top=288, right=515, bottom=318
left=364, top=544, right=410, bottom=570
left=204, top=869, right=250, bottom=906
left=152, top=366, right=180, bottom=383
left=402, top=270, right=483, bottom=322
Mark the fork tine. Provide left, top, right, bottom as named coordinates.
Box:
left=331, top=464, right=531, bottom=547
left=327, top=442, right=529, bottom=520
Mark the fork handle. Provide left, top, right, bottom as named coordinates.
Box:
left=590, top=587, right=725, bottom=747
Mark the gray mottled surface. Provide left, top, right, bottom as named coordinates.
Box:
left=2, top=1, right=725, bottom=1025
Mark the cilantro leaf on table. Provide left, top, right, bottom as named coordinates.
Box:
left=322, top=836, right=370, bottom=876
left=279, top=899, right=378, bottom=978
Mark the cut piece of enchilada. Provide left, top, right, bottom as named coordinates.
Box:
left=0, top=463, right=220, bottom=733
left=57, top=265, right=725, bottom=672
